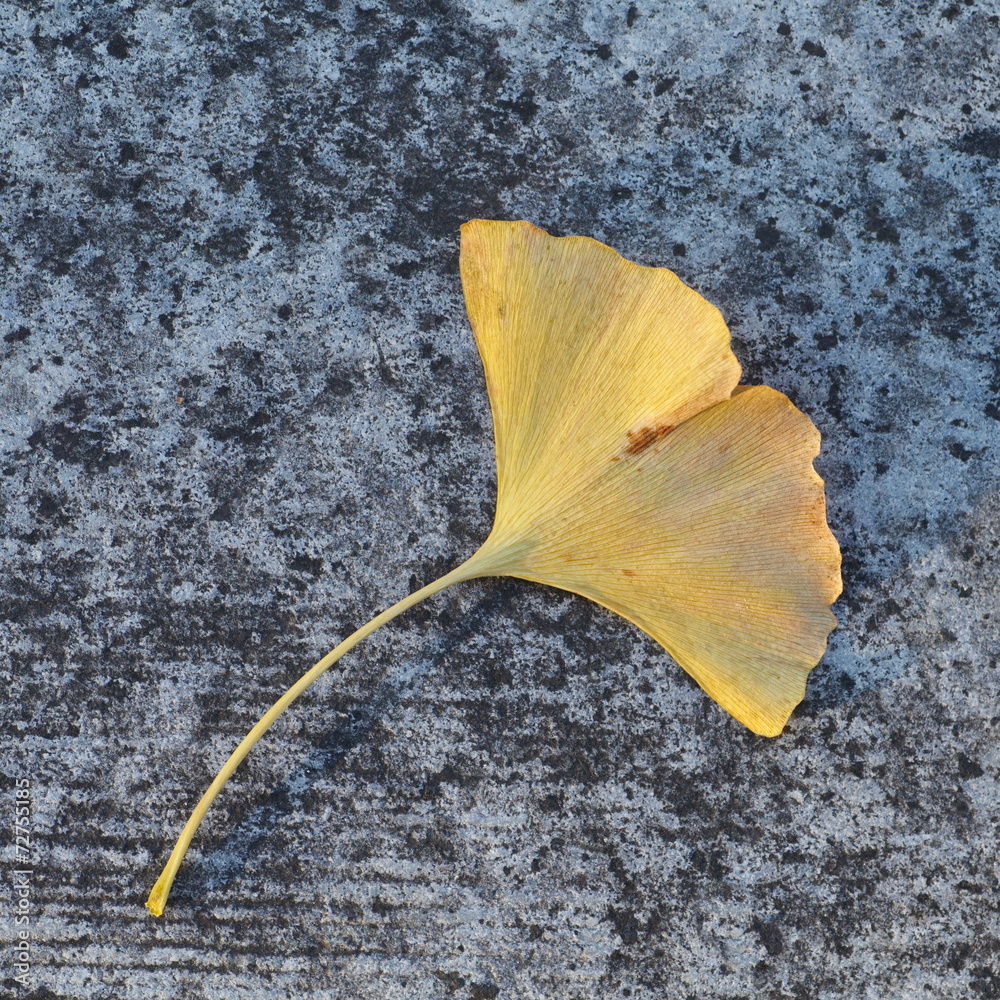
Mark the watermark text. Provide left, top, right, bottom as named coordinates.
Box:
left=11, top=777, right=32, bottom=989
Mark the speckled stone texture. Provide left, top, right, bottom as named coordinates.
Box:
left=2, top=1, right=998, bottom=998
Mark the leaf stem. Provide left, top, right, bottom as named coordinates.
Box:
left=146, top=557, right=484, bottom=917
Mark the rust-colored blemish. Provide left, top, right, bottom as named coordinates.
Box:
left=622, top=568, right=636, bottom=577
left=625, top=422, right=674, bottom=455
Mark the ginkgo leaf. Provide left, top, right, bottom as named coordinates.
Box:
left=147, top=219, right=841, bottom=917
left=459, top=220, right=840, bottom=736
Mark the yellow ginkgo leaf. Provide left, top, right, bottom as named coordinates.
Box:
left=459, top=220, right=840, bottom=736
left=147, top=219, right=841, bottom=917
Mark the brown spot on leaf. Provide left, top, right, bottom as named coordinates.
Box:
left=625, top=423, right=674, bottom=454
left=622, top=568, right=636, bottom=577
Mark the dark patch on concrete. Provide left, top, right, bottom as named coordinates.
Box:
left=755, top=218, right=781, bottom=250
left=106, top=32, right=129, bottom=59
left=954, top=128, right=1000, bottom=160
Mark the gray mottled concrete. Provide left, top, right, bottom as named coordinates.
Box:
left=2, top=1, right=999, bottom=998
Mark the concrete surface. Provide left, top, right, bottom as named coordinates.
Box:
left=1, top=1, right=998, bottom=998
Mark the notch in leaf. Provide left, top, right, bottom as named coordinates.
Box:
left=147, top=220, right=841, bottom=916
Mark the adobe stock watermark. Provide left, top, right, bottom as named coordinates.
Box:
left=10, top=777, right=33, bottom=990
